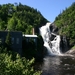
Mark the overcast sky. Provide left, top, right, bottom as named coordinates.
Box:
left=0, top=0, right=75, bottom=22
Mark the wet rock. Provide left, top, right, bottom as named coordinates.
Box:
left=64, top=64, right=69, bottom=66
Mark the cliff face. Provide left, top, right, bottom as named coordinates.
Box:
left=49, top=23, right=69, bottom=52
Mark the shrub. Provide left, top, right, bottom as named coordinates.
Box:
left=0, top=48, right=41, bottom=75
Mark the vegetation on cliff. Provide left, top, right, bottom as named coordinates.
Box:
left=54, top=2, right=75, bottom=47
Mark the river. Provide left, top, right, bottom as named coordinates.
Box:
left=35, top=55, right=75, bottom=75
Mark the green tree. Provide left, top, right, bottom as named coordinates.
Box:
left=0, top=19, right=6, bottom=30
left=5, top=32, right=11, bottom=50
left=0, top=49, right=41, bottom=75
left=7, top=17, right=18, bottom=31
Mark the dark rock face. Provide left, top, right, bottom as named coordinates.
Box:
left=48, top=23, right=59, bottom=41
left=49, top=23, right=69, bottom=53
left=50, top=23, right=58, bottom=34
left=49, top=34, right=56, bottom=41
left=60, top=36, right=68, bottom=52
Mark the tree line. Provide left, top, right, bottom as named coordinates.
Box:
left=54, top=2, right=75, bottom=48
left=0, top=3, right=48, bottom=34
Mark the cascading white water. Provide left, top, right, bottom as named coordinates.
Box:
left=39, top=22, right=61, bottom=55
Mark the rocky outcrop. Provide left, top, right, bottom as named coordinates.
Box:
left=66, top=49, right=75, bottom=55
left=50, top=23, right=69, bottom=53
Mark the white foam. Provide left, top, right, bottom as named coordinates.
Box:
left=39, top=22, right=61, bottom=55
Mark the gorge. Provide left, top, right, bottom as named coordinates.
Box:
left=38, top=22, right=75, bottom=75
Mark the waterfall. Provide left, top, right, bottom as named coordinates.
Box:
left=39, top=22, right=61, bottom=55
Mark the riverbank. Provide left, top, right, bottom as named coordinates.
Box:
left=65, top=48, right=75, bottom=55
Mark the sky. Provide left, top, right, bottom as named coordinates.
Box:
left=0, top=0, right=75, bottom=22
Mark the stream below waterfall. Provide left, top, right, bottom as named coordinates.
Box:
left=35, top=55, right=75, bottom=75
left=42, top=55, right=75, bottom=75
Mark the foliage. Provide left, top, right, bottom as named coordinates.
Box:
left=71, top=45, right=75, bottom=50
left=7, top=17, right=18, bottom=31
left=0, top=47, right=41, bottom=75
left=5, top=31, right=12, bottom=50
left=0, top=3, right=48, bottom=34
left=22, top=35, right=44, bottom=59
left=5, top=32, right=11, bottom=46
left=37, top=35, right=44, bottom=53
left=22, top=37, right=37, bottom=59
left=36, top=35, right=44, bottom=59
left=54, top=2, right=75, bottom=47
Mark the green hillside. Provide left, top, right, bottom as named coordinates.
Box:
left=0, top=3, right=48, bottom=34
left=54, top=2, right=75, bottom=47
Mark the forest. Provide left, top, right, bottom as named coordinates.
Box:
left=0, top=3, right=48, bottom=34
left=54, top=2, right=75, bottom=48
